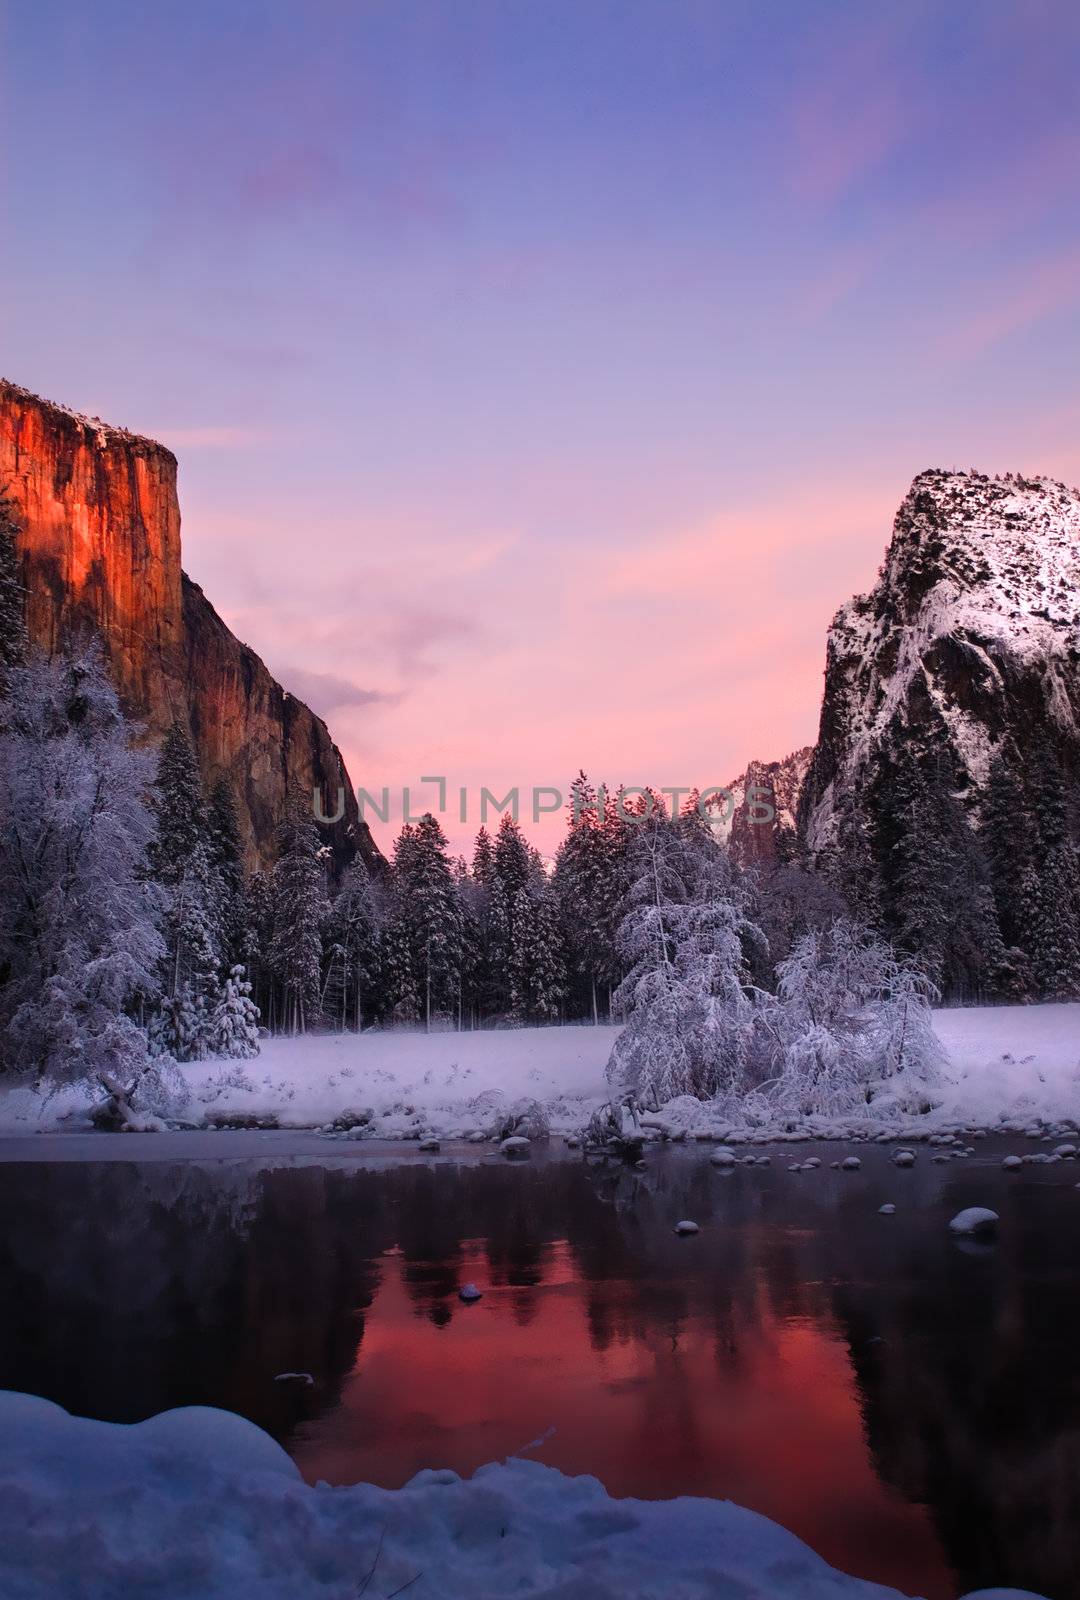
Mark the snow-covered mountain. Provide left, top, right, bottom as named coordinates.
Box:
left=798, top=468, right=1080, bottom=998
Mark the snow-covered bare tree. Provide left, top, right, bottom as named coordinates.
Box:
left=607, top=815, right=764, bottom=1107
left=761, top=919, right=944, bottom=1117
left=0, top=643, right=171, bottom=1116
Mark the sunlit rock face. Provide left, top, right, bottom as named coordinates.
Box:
left=0, top=379, right=378, bottom=873
left=709, top=747, right=813, bottom=867
left=798, top=467, right=1080, bottom=856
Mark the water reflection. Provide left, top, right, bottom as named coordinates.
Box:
left=0, top=1148, right=1077, bottom=1599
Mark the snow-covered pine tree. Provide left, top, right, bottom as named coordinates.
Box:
left=606, top=815, right=763, bottom=1107
left=382, top=909, right=420, bottom=1023
left=486, top=813, right=540, bottom=1017
left=207, top=965, right=261, bottom=1058
left=323, top=855, right=383, bottom=1030
left=873, top=745, right=1007, bottom=1001
left=553, top=772, right=611, bottom=1023
left=207, top=775, right=248, bottom=969
left=1027, top=736, right=1080, bottom=998
left=148, top=721, right=222, bottom=1054
left=472, top=825, right=496, bottom=886
left=391, top=812, right=463, bottom=1028
left=0, top=487, right=26, bottom=677
left=269, top=800, right=328, bottom=1034
left=241, top=869, right=274, bottom=1028
left=509, top=872, right=566, bottom=1023
left=0, top=642, right=169, bottom=1109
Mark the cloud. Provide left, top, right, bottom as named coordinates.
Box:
left=278, top=665, right=402, bottom=716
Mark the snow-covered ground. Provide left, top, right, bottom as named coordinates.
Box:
left=1, top=1005, right=1079, bottom=1145
left=0, top=1390, right=1040, bottom=1600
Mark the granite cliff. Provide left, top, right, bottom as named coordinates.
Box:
left=0, top=379, right=377, bottom=873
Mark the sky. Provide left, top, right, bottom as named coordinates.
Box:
left=3, top=0, right=1080, bottom=855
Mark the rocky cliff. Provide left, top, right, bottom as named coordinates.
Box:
left=0, top=379, right=377, bottom=873
left=709, top=747, right=813, bottom=866
left=797, top=467, right=1080, bottom=997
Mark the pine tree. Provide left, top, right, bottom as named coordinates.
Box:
left=207, top=775, right=248, bottom=969
left=269, top=801, right=328, bottom=1033
left=324, top=856, right=383, bottom=1030
left=207, top=965, right=261, bottom=1058
left=391, top=813, right=463, bottom=1028
left=0, top=642, right=167, bottom=1097
left=472, top=826, right=496, bottom=887
left=148, top=722, right=221, bottom=1043
left=0, top=487, right=26, bottom=677
left=382, top=910, right=420, bottom=1023
left=241, top=869, right=274, bottom=1027
left=509, top=875, right=566, bottom=1022
left=553, top=773, right=610, bottom=1022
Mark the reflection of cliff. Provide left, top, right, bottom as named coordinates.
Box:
left=0, top=380, right=378, bottom=872
left=5, top=1152, right=1078, bottom=1598
left=828, top=1179, right=1080, bottom=1600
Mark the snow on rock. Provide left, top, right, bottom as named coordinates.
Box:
left=458, top=1283, right=483, bottom=1303
left=879, top=1204, right=897, bottom=1215
left=674, top=1220, right=700, bottom=1235
left=500, top=1135, right=531, bottom=1157
left=841, top=1156, right=862, bottom=1170
left=0, top=1391, right=933, bottom=1600
left=949, top=1207, right=1000, bottom=1235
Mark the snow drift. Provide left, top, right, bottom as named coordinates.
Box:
left=0, top=1391, right=1037, bottom=1600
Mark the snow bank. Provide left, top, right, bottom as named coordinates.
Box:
left=2, top=1005, right=1080, bottom=1146
left=0, top=1390, right=933, bottom=1599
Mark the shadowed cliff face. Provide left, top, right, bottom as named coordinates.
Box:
left=0, top=379, right=379, bottom=874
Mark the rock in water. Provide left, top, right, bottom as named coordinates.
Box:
left=1002, top=1155, right=1023, bottom=1170
left=710, top=1150, right=737, bottom=1167
left=458, top=1284, right=483, bottom=1303
left=500, top=1135, right=531, bottom=1157
left=879, top=1204, right=896, bottom=1215
left=949, top=1207, right=1000, bottom=1236
left=674, top=1220, right=700, bottom=1235
left=418, top=1138, right=440, bottom=1152
left=892, top=1149, right=916, bottom=1168
left=841, top=1156, right=862, bottom=1171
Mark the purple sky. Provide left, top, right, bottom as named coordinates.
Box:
left=3, top=0, right=1080, bottom=852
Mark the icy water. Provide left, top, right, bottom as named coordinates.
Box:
left=1, top=1141, right=1079, bottom=1600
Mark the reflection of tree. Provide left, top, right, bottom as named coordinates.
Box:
left=3, top=1147, right=1079, bottom=1600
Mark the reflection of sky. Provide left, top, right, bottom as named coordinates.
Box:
left=4, top=1, right=1080, bottom=851
left=292, top=1237, right=950, bottom=1599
